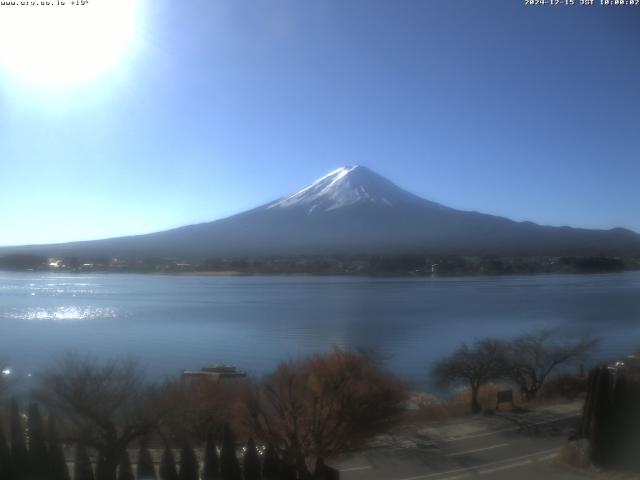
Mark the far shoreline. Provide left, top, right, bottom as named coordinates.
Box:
left=2, top=268, right=638, bottom=281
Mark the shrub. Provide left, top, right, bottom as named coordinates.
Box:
left=202, top=430, right=220, bottom=480
left=220, top=425, right=241, bottom=480
left=74, top=443, right=95, bottom=480
left=261, top=445, right=280, bottom=480
left=27, top=403, right=48, bottom=480
left=137, top=442, right=157, bottom=480
left=557, top=443, right=590, bottom=470
left=10, top=399, right=29, bottom=480
left=0, top=423, right=11, bottom=480
left=48, top=416, right=71, bottom=480
left=159, top=448, right=179, bottom=480
left=242, top=438, right=261, bottom=480
left=178, top=442, right=199, bottom=480
left=117, top=451, right=135, bottom=480
left=539, top=373, right=588, bottom=401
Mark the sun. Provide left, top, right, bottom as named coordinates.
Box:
left=0, top=0, right=142, bottom=87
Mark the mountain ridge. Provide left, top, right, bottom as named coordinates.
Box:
left=1, top=166, right=639, bottom=259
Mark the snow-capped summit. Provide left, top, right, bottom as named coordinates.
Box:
left=266, top=165, right=440, bottom=213
left=3, top=165, right=639, bottom=258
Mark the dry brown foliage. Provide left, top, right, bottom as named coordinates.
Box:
left=239, top=348, right=407, bottom=474
left=409, top=384, right=509, bottom=421
left=537, top=373, right=588, bottom=402
left=557, top=442, right=592, bottom=470
left=152, top=377, right=248, bottom=443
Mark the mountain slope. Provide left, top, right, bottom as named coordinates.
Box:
left=2, top=166, right=640, bottom=259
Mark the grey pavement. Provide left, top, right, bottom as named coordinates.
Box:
left=331, top=402, right=590, bottom=480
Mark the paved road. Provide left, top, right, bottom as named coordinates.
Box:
left=331, top=405, right=589, bottom=480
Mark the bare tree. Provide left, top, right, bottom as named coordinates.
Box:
left=504, top=330, right=597, bottom=400
left=35, top=353, right=157, bottom=480
left=241, top=348, right=407, bottom=478
left=431, top=339, right=507, bottom=414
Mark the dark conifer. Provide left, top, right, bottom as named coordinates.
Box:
left=137, top=441, right=157, bottom=480
left=261, top=445, right=279, bottom=480
left=629, top=383, right=640, bottom=470
left=202, top=430, right=220, bottom=480
left=10, top=399, right=29, bottom=480
left=0, top=423, right=11, bottom=480
left=313, top=458, right=325, bottom=480
left=279, top=461, right=297, bottom=480
left=48, top=416, right=70, bottom=480
left=94, top=454, right=107, bottom=480
left=159, top=448, right=179, bottom=480
left=220, top=426, right=241, bottom=480
left=578, top=367, right=599, bottom=438
left=27, top=403, right=48, bottom=480
left=74, top=444, right=95, bottom=480
left=117, top=451, right=135, bottom=480
left=178, top=442, right=198, bottom=480
left=589, top=366, right=613, bottom=466
left=611, top=373, right=636, bottom=468
left=242, top=438, right=261, bottom=480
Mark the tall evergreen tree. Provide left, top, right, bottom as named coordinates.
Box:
left=202, top=430, right=220, bottom=480
left=219, top=426, right=241, bottom=480
left=578, top=367, right=600, bottom=438
left=74, top=444, right=95, bottom=480
left=137, top=441, right=157, bottom=480
left=95, top=454, right=106, bottom=480
left=27, top=403, right=48, bottom=480
left=611, top=374, right=628, bottom=464
left=159, top=448, right=179, bottom=480
left=313, top=458, right=324, bottom=480
left=0, top=423, right=11, bottom=480
left=47, top=416, right=70, bottom=480
left=178, top=442, right=198, bottom=480
left=10, top=399, right=29, bottom=480
left=589, top=366, right=613, bottom=466
left=243, top=438, right=261, bottom=480
left=261, top=445, right=280, bottom=480
left=629, top=382, right=640, bottom=471
left=117, top=451, right=135, bottom=480
left=279, top=461, right=297, bottom=480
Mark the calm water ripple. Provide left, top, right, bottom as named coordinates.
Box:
left=0, top=271, right=639, bottom=390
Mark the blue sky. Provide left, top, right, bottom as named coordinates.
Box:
left=0, top=0, right=638, bottom=246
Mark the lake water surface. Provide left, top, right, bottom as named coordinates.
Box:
left=0, top=272, right=639, bottom=390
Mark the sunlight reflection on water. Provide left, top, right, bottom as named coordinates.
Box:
left=6, top=306, right=119, bottom=322
left=0, top=272, right=639, bottom=389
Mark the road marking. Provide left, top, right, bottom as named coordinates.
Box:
left=479, top=459, right=532, bottom=474
left=433, top=474, right=471, bottom=480
left=394, top=447, right=559, bottom=480
left=441, top=427, right=517, bottom=443
left=339, top=465, right=373, bottom=472
left=434, top=413, right=580, bottom=444
left=536, top=453, right=558, bottom=462
left=446, top=443, right=509, bottom=457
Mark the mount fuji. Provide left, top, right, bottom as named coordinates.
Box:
left=3, top=166, right=640, bottom=259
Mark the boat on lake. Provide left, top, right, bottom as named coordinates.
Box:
left=182, top=364, right=247, bottom=382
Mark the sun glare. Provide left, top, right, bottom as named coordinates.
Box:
left=0, top=0, right=141, bottom=87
